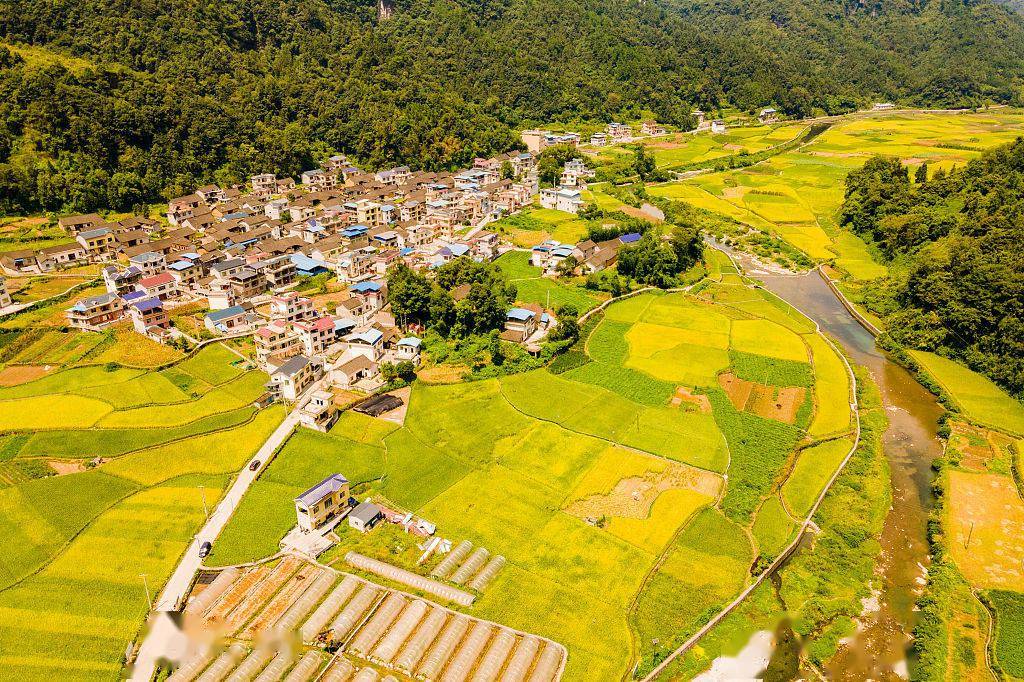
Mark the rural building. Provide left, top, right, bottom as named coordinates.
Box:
left=711, top=120, right=727, bottom=134
left=298, top=389, right=339, bottom=432
left=294, top=473, right=351, bottom=532
left=348, top=501, right=384, bottom=533
left=66, top=292, right=125, bottom=329
left=137, top=272, right=178, bottom=300
left=641, top=120, right=666, bottom=136
left=503, top=307, right=539, bottom=342
left=758, top=108, right=779, bottom=123
left=539, top=188, right=583, bottom=214
left=205, top=305, right=249, bottom=334
left=268, top=354, right=323, bottom=401
left=76, top=227, right=116, bottom=261
left=0, top=278, right=10, bottom=309
left=58, top=214, right=105, bottom=235
left=396, top=337, right=422, bottom=363
left=128, top=297, right=170, bottom=336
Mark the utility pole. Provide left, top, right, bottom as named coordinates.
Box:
left=199, top=485, right=209, bottom=517
left=140, top=574, right=152, bottom=611
left=965, top=521, right=975, bottom=549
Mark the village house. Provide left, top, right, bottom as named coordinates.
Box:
left=36, top=242, right=87, bottom=271
left=396, top=336, right=422, bottom=364
left=204, top=305, right=250, bottom=335
left=205, top=279, right=236, bottom=310
left=589, top=132, right=608, bottom=146
left=58, top=214, right=105, bottom=235
left=0, top=278, right=11, bottom=309
left=128, top=297, right=170, bottom=337
left=129, top=251, right=166, bottom=277
left=76, top=227, right=116, bottom=261
left=539, top=188, right=583, bottom=214
left=268, top=354, right=323, bottom=402
left=692, top=109, right=706, bottom=128
left=348, top=501, right=384, bottom=533
left=503, top=307, right=539, bottom=342
left=294, top=473, right=351, bottom=532
left=66, top=292, right=125, bottom=330
left=298, top=389, right=339, bottom=432
left=331, top=353, right=378, bottom=388
left=294, top=315, right=336, bottom=356
left=103, top=265, right=142, bottom=295
left=711, top=120, right=727, bottom=134
left=641, top=120, right=666, bottom=136
left=270, top=292, right=316, bottom=323
left=137, top=272, right=178, bottom=300
left=607, top=122, right=632, bottom=140
left=167, top=194, right=204, bottom=225
left=254, top=320, right=300, bottom=363
left=344, top=327, right=384, bottom=361
left=758, top=108, right=779, bottom=124
left=167, top=258, right=202, bottom=286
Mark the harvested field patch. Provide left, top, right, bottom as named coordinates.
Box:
left=671, top=385, right=711, bottom=412
left=947, top=471, right=1024, bottom=591
left=565, top=462, right=721, bottom=520
left=0, top=365, right=50, bottom=386
left=417, top=364, right=469, bottom=384
left=718, top=373, right=806, bottom=424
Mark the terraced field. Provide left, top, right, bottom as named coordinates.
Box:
left=650, top=110, right=1024, bottom=279
left=0, top=344, right=284, bottom=680
left=216, top=276, right=856, bottom=680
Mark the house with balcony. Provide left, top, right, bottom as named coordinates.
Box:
left=267, top=354, right=323, bottom=401
left=294, top=473, right=351, bottom=532
left=128, top=297, right=170, bottom=337
left=66, top=292, right=125, bottom=330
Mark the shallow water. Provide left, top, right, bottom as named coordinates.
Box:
left=734, top=256, right=943, bottom=680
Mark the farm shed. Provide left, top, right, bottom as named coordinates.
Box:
left=320, top=658, right=356, bottom=682
left=417, top=614, right=472, bottom=679
left=472, top=629, right=517, bottom=682
left=349, top=592, right=407, bottom=655
left=500, top=636, right=540, bottom=682
left=348, top=502, right=384, bottom=533
left=431, top=540, right=473, bottom=579
left=301, top=575, right=360, bottom=642
left=225, top=648, right=274, bottom=682
left=467, top=556, right=506, bottom=592
left=441, top=620, right=493, bottom=682
left=394, top=605, right=448, bottom=672
left=185, top=567, right=240, bottom=615
left=345, top=552, right=476, bottom=606
left=355, top=393, right=404, bottom=417
left=282, top=650, right=322, bottom=682
left=329, top=584, right=381, bottom=642
left=371, top=599, right=430, bottom=663
left=450, top=547, right=490, bottom=585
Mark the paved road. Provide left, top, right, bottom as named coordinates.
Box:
left=129, top=407, right=301, bottom=681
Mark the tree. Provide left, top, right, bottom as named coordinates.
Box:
left=617, top=233, right=679, bottom=287
left=634, top=145, right=657, bottom=181
left=915, top=162, right=928, bottom=184
left=387, top=263, right=433, bottom=325
left=379, top=362, right=398, bottom=383
left=549, top=304, right=580, bottom=343
left=556, top=255, right=579, bottom=277
left=500, top=160, right=514, bottom=180
left=395, top=360, right=416, bottom=380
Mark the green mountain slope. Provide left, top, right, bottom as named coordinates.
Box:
left=1, top=0, right=1024, bottom=213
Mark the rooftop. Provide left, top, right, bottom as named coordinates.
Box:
left=295, top=473, right=349, bottom=507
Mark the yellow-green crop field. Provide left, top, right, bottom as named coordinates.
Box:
left=911, top=350, right=1024, bottom=436
left=650, top=110, right=1024, bottom=278
left=0, top=344, right=284, bottom=679
left=587, top=122, right=806, bottom=170
left=215, top=281, right=856, bottom=680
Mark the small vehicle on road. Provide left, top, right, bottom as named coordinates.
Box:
left=198, top=541, right=212, bottom=558
left=249, top=460, right=261, bottom=472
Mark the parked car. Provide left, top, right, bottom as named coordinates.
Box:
left=199, top=541, right=212, bottom=558
left=249, top=460, right=261, bottom=472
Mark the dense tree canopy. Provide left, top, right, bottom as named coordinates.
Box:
left=841, top=141, right=1024, bottom=396
left=2, top=0, right=1024, bottom=212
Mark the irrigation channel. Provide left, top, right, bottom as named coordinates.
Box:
left=732, top=249, right=943, bottom=681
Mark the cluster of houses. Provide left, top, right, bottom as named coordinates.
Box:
left=529, top=232, right=641, bottom=276
left=522, top=120, right=669, bottom=153
left=538, top=159, right=595, bottom=215
left=21, top=151, right=568, bottom=412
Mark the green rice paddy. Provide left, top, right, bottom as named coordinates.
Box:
left=215, top=284, right=855, bottom=680
left=0, top=343, right=283, bottom=679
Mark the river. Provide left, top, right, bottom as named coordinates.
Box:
left=733, top=254, right=944, bottom=680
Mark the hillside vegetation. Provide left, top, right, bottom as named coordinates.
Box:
left=840, top=138, right=1024, bottom=397
left=2, top=0, right=1024, bottom=212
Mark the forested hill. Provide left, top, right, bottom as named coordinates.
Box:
left=2, top=0, right=1024, bottom=213
left=840, top=141, right=1024, bottom=397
